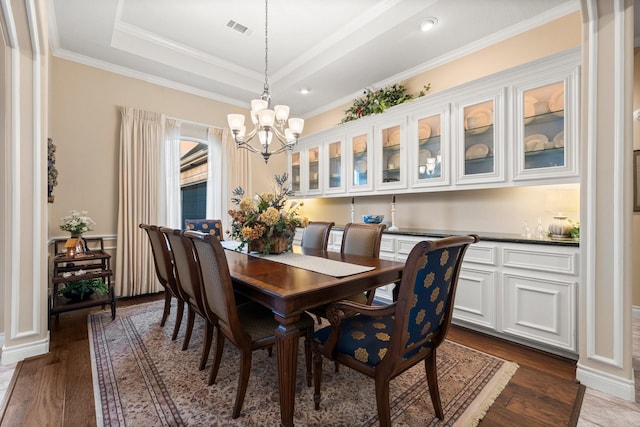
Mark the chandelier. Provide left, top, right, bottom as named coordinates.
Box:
left=226, top=0, right=304, bottom=163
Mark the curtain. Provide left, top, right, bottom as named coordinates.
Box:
left=116, top=107, right=164, bottom=297
left=164, top=118, right=182, bottom=228
left=222, top=128, right=249, bottom=229
left=207, top=128, right=223, bottom=220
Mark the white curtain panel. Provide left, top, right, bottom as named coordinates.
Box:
left=164, top=118, right=182, bottom=228
left=116, top=107, right=164, bottom=297
left=206, top=127, right=223, bottom=220
left=222, top=128, right=249, bottom=230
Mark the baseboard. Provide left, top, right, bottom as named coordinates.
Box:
left=576, top=362, right=636, bottom=401
left=633, top=305, right=640, bottom=319
left=0, top=332, right=4, bottom=350
left=0, top=333, right=49, bottom=365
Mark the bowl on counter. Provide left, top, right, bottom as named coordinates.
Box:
left=362, top=215, right=384, bottom=224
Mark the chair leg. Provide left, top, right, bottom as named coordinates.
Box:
left=208, top=329, right=224, bottom=385
left=313, top=348, right=323, bottom=410
left=304, top=334, right=312, bottom=387
left=374, top=376, right=392, bottom=427
left=232, top=350, right=252, bottom=419
left=182, top=307, right=195, bottom=351
left=171, top=299, right=184, bottom=341
left=424, top=350, right=444, bottom=420
left=160, top=291, right=172, bottom=326
left=199, top=321, right=213, bottom=370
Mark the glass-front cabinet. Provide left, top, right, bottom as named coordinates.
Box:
left=408, top=103, right=450, bottom=188
left=324, top=136, right=345, bottom=194
left=375, top=115, right=407, bottom=190
left=290, top=151, right=301, bottom=192
left=347, top=128, right=373, bottom=193
left=456, top=89, right=505, bottom=185
left=306, top=144, right=322, bottom=196
left=513, top=67, right=578, bottom=181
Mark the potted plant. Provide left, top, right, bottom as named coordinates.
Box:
left=58, top=278, right=109, bottom=301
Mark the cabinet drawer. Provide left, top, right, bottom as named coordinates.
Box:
left=502, top=247, right=578, bottom=275
left=463, top=244, right=497, bottom=266
left=380, top=236, right=396, bottom=253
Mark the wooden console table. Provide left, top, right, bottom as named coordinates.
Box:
left=50, top=238, right=116, bottom=320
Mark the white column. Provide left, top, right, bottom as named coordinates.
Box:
left=577, top=0, right=635, bottom=400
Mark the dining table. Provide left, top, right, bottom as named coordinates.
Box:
left=221, top=244, right=405, bottom=427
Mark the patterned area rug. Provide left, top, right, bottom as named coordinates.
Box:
left=89, top=301, right=517, bottom=426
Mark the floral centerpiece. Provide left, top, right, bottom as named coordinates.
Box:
left=60, top=210, right=95, bottom=237
left=228, top=173, right=308, bottom=254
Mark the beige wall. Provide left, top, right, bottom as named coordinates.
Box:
left=49, top=57, right=283, bottom=239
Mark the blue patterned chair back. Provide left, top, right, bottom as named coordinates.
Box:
left=185, top=219, right=224, bottom=240
left=386, top=236, right=478, bottom=365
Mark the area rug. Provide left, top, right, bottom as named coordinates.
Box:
left=88, top=300, right=518, bottom=426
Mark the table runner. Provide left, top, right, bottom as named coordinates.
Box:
left=220, top=241, right=374, bottom=277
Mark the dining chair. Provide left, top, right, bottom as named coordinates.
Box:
left=184, top=230, right=316, bottom=419
left=184, top=219, right=224, bottom=240
left=301, top=221, right=335, bottom=250
left=160, top=227, right=214, bottom=371
left=139, top=224, right=184, bottom=340
left=312, top=235, right=479, bottom=426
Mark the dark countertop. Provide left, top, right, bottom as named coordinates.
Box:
left=332, top=226, right=579, bottom=247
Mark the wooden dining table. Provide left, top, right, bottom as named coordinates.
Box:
left=223, top=246, right=405, bottom=427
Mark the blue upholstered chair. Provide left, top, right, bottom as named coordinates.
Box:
left=184, top=219, right=224, bottom=240
left=312, top=235, right=479, bottom=426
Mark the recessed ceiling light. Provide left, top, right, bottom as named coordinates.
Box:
left=420, top=18, right=438, bottom=32
left=300, top=88, right=310, bottom=95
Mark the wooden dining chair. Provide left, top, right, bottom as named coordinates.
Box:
left=160, top=227, right=214, bottom=371
left=312, top=235, right=479, bottom=426
left=184, top=219, right=224, bottom=240
left=184, top=230, right=316, bottom=419
left=139, top=224, right=184, bottom=340
left=301, top=221, right=335, bottom=250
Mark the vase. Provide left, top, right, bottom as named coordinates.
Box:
left=548, top=216, right=572, bottom=238
left=248, top=235, right=290, bottom=254
left=62, top=288, right=94, bottom=301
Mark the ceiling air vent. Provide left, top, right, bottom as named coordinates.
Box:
left=226, top=20, right=249, bottom=35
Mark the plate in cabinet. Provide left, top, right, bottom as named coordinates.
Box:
left=465, top=143, right=489, bottom=160
left=524, top=96, right=537, bottom=124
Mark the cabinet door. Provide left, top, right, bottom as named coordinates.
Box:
left=375, top=115, right=407, bottom=190
left=408, top=104, right=450, bottom=188
left=346, top=128, right=374, bottom=193
left=306, top=145, right=322, bottom=196
left=455, top=90, right=505, bottom=185
left=290, top=151, right=302, bottom=193
left=324, top=136, right=345, bottom=194
left=513, top=68, right=579, bottom=181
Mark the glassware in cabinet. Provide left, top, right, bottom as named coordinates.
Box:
left=290, top=151, right=301, bottom=192
left=307, top=146, right=321, bottom=194
left=326, top=139, right=344, bottom=193
left=456, top=90, right=505, bottom=186
left=348, top=130, right=373, bottom=193
left=376, top=116, right=407, bottom=190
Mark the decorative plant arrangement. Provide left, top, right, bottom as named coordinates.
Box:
left=228, top=173, right=309, bottom=254
left=60, top=210, right=95, bottom=238
left=341, top=83, right=431, bottom=123
left=58, top=277, right=108, bottom=301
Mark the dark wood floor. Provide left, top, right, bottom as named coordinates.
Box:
left=0, top=292, right=583, bottom=426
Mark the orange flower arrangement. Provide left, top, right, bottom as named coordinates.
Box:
left=228, top=173, right=308, bottom=254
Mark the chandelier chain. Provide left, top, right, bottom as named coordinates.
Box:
left=263, top=0, right=269, bottom=95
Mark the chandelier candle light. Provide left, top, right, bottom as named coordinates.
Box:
left=227, top=0, right=304, bottom=163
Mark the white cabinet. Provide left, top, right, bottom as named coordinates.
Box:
left=326, top=229, right=579, bottom=357
left=290, top=49, right=580, bottom=198
left=455, top=89, right=506, bottom=186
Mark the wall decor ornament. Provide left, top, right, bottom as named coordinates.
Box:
left=48, top=138, right=58, bottom=202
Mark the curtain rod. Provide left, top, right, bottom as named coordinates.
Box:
left=164, top=115, right=223, bottom=130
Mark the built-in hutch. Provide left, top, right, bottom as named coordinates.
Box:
left=291, top=49, right=581, bottom=358
left=288, top=49, right=579, bottom=195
